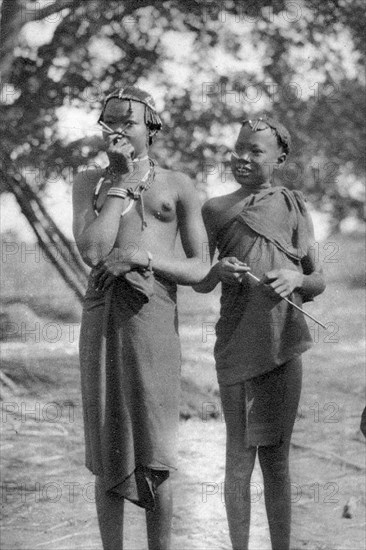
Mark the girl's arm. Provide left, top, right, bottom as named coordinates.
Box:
left=299, top=211, right=326, bottom=300
left=145, top=173, right=210, bottom=285
left=93, top=174, right=211, bottom=289
left=72, top=163, right=145, bottom=267
left=192, top=201, right=219, bottom=293
left=72, top=172, right=126, bottom=267
left=265, top=211, right=326, bottom=300
left=192, top=262, right=221, bottom=293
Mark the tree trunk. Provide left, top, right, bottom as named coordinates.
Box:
left=1, top=153, right=89, bottom=302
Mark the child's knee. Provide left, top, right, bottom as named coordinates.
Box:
left=258, top=444, right=290, bottom=480
left=226, top=444, right=256, bottom=472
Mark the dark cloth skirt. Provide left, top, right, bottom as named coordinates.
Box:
left=219, top=357, right=302, bottom=447
left=79, top=271, right=181, bottom=509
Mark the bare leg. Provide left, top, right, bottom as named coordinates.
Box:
left=145, top=476, right=173, bottom=550
left=95, top=476, right=124, bottom=550
left=225, top=444, right=257, bottom=550
left=220, top=383, right=257, bottom=550
left=257, top=358, right=302, bottom=550
left=258, top=441, right=292, bottom=550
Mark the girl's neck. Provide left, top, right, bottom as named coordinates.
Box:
left=236, top=180, right=272, bottom=198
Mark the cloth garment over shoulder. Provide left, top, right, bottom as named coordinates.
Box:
left=79, top=269, right=181, bottom=509
left=214, top=186, right=313, bottom=386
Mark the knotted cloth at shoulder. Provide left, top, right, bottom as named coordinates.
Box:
left=236, top=187, right=310, bottom=261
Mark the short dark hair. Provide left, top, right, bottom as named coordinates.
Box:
left=242, top=114, right=291, bottom=155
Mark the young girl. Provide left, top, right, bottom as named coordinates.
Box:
left=194, top=115, right=326, bottom=550
left=73, top=85, right=208, bottom=550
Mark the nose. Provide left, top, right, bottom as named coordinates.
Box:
left=241, top=151, right=251, bottom=162
left=116, top=125, right=127, bottom=135
left=100, top=120, right=127, bottom=138
left=235, top=152, right=251, bottom=164
left=111, top=124, right=129, bottom=145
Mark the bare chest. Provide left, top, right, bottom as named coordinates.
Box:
left=94, top=171, right=178, bottom=224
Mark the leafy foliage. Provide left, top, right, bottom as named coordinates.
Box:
left=1, top=0, right=365, bottom=225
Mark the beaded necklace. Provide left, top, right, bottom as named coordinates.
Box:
left=93, top=158, right=156, bottom=229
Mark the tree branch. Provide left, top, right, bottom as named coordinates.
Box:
left=23, top=0, right=87, bottom=23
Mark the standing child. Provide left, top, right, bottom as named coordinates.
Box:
left=195, top=115, right=326, bottom=550
left=72, top=85, right=208, bottom=550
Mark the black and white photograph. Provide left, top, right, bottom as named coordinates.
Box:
left=1, top=1, right=365, bottom=549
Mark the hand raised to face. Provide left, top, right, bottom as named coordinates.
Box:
left=101, top=100, right=149, bottom=175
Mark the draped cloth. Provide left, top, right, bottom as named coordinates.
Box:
left=215, top=186, right=313, bottom=386
left=79, top=270, right=181, bottom=509
left=214, top=186, right=313, bottom=445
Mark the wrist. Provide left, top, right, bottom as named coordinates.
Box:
left=213, top=261, right=224, bottom=282
left=213, top=262, right=221, bottom=277
left=296, top=272, right=304, bottom=289
left=132, top=250, right=153, bottom=271
left=105, top=165, right=132, bottom=185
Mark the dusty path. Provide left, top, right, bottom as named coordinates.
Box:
left=1, top=275, right=366, bottom=549
left=2, top=342, right=364, bottom=550
left=1, top=361, right=271, bottom=550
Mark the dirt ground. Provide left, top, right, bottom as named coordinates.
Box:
left=1, top=236, right=366, bottom=549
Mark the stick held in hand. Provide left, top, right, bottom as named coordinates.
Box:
left=244, top=270, right=327, bottom=329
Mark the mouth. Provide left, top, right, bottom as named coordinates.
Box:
left=235, top=165, right=252, bottom=177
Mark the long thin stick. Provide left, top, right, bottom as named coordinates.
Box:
left=99, top=120, right=125, bottom=136
left=99, top=120, right=129, bottom=141
left=245, top=271, right=327, bottom=329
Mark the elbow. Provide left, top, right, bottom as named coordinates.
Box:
left=81, top=254, right=100, bottom=268
left=315, top=272, right=326, bottom=296
left=310, top=282, right=326, bottom=301
left=76, top=241, right=108, bottom=267
left=321, top=277, right=326, bottom=293
left=191, top=262, right=212, bottom=292
left=299, top=272, right=326, bottom=302
left=318, top=277, right=326, bottom=296
left=194, top=261, right=211, bottom=284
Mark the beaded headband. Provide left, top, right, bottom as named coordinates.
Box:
left=98, top=86, right=162, bottom=129
left=242, top=115, right=291, bottom=155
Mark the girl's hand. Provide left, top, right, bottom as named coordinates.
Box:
left=263, top=269, right=303, bottom=298
left=93, top=249, right=149, bottom=292
left=217, top=257, right=250, bottom=285
left=94, top=257, right=133, bottom=293
left=106, top=135, right=135, bottom=175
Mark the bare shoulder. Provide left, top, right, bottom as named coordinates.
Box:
left=156, top=167, right=198, bottom=199
left=202, top=195, right=225, bottom=214
left=160, top=167, right=194, bottom=187
left=202, top=195, right=229, bottom=227
left=205, top=189, right=237, bottom=210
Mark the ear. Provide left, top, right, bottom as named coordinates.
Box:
left=276, top=152, right=287, bottom=166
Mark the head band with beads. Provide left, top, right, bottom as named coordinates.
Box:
left=242, top=115, right=291, bottom=155
left=98, top=85, right=162, bottom=139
